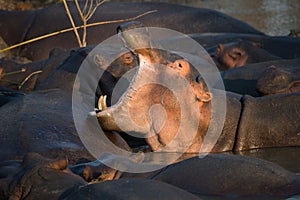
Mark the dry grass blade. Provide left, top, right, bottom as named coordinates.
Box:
left=0, top=10, right=157, bottom=53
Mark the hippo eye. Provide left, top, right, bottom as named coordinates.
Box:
left=178, top=63, right=182, bottom=68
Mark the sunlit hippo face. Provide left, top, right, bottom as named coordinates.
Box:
left=211, top=42, right=249, bottom=70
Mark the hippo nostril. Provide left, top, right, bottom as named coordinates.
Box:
left=95, top=172, right=102, bottom=180
left=116, top=26, right=122, bottom=34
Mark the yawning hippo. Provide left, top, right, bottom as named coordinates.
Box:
left=221, top=59, right=300, bottom=96
left=95, top=21, right=215, bottom=153
left=96, top=21, right=300, bottom=153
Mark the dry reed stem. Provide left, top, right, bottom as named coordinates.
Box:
left=18, top=70, right=43, bottom=90
left=63, top=0, right=83, bottom=47
left=0, top=68, right=26, bottom=78
left=0, top=10, right=157, bottom=54
left=75, top=0, right=106, bottom=47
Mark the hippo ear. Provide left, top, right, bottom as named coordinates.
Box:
left=82, top=166, right=94, bottom=182
left=289, top=80, right=300, bottom=93
left=48, top=157, right=68, bottom=170
left=0, top=68, right=3, bottom=79
left=229, top=49, right=243, bottom=61
left=197, top=91, right=212, bottom=102
left=194, top=82, right=212, bottom=102
left=216, top=44, right=224, bottom=54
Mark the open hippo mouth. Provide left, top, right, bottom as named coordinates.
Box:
left=94, top=21, right=220, bottom=153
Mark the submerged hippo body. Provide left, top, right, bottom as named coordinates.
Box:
left=0, top=153, right=87, bottom=200
left=150, top=154, right=300, bottom=198
left=1, top=153, right=299, bottom=199
left=0, top=43, right=137, bottom=162
left=0, top=48, right=93, bottom=162
left=64, top=179, right=201, bottom=200
left=188, top=33, right=300, bottom=59
left=0, top=86, right=23, bottom=107
left=0, top=2, right=263, bottom=60
left=0, top=89, right=94, bottom=163
left=235, top=93, right=300, bottom=150
left=221, top=59, right=300, bottom=96
left=0, top=47, right=70, bottom=92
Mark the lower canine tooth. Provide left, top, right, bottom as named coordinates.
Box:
left=98, top=95, right=108, bottom=111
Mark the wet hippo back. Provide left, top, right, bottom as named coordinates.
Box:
left=221, top=59, right=300, bottom=96
left=236, top=93, right=300, bottom=150
left=152, top=154, right=300, bottom=197
left=1, top=2, right=263, bottom=60
left=0, top=89, right=93, bottom=163
left=64, top=179, right=201, bottom=200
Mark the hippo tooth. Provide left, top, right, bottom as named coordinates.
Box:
left=98, top=95, right=107, bottom=111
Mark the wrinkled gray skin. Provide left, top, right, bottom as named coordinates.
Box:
left=150, top=154, right=300, bottom=198
left=0, top=1, right=264, bottom=60
left=0, top=86, right=23, bottom=107
left=64, top=179, right=201, bottom=200
left=221, top=59, right=300, bottom=96
left=0, top=88, right=94, bottom=163
left=1, top=153, right=299, bottom=199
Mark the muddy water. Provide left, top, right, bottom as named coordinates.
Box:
left=170, top=0, right=300, bottom=36
left=237, top=147, right=300, bottom=173
left=113, top=0, right=300, bottom=36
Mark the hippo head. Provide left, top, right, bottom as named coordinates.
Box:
left=3, top=153, right=86, bottom=200
left=256, top=65, right=300, bottom=96
left=210, top=41, right=250, bottom=70
left=210, top=40, right=277, bottom=70
left=96, top=21, right=212, bottom=153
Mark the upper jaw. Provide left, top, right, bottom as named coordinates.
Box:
left=117, top=21, right=157, bottom=58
